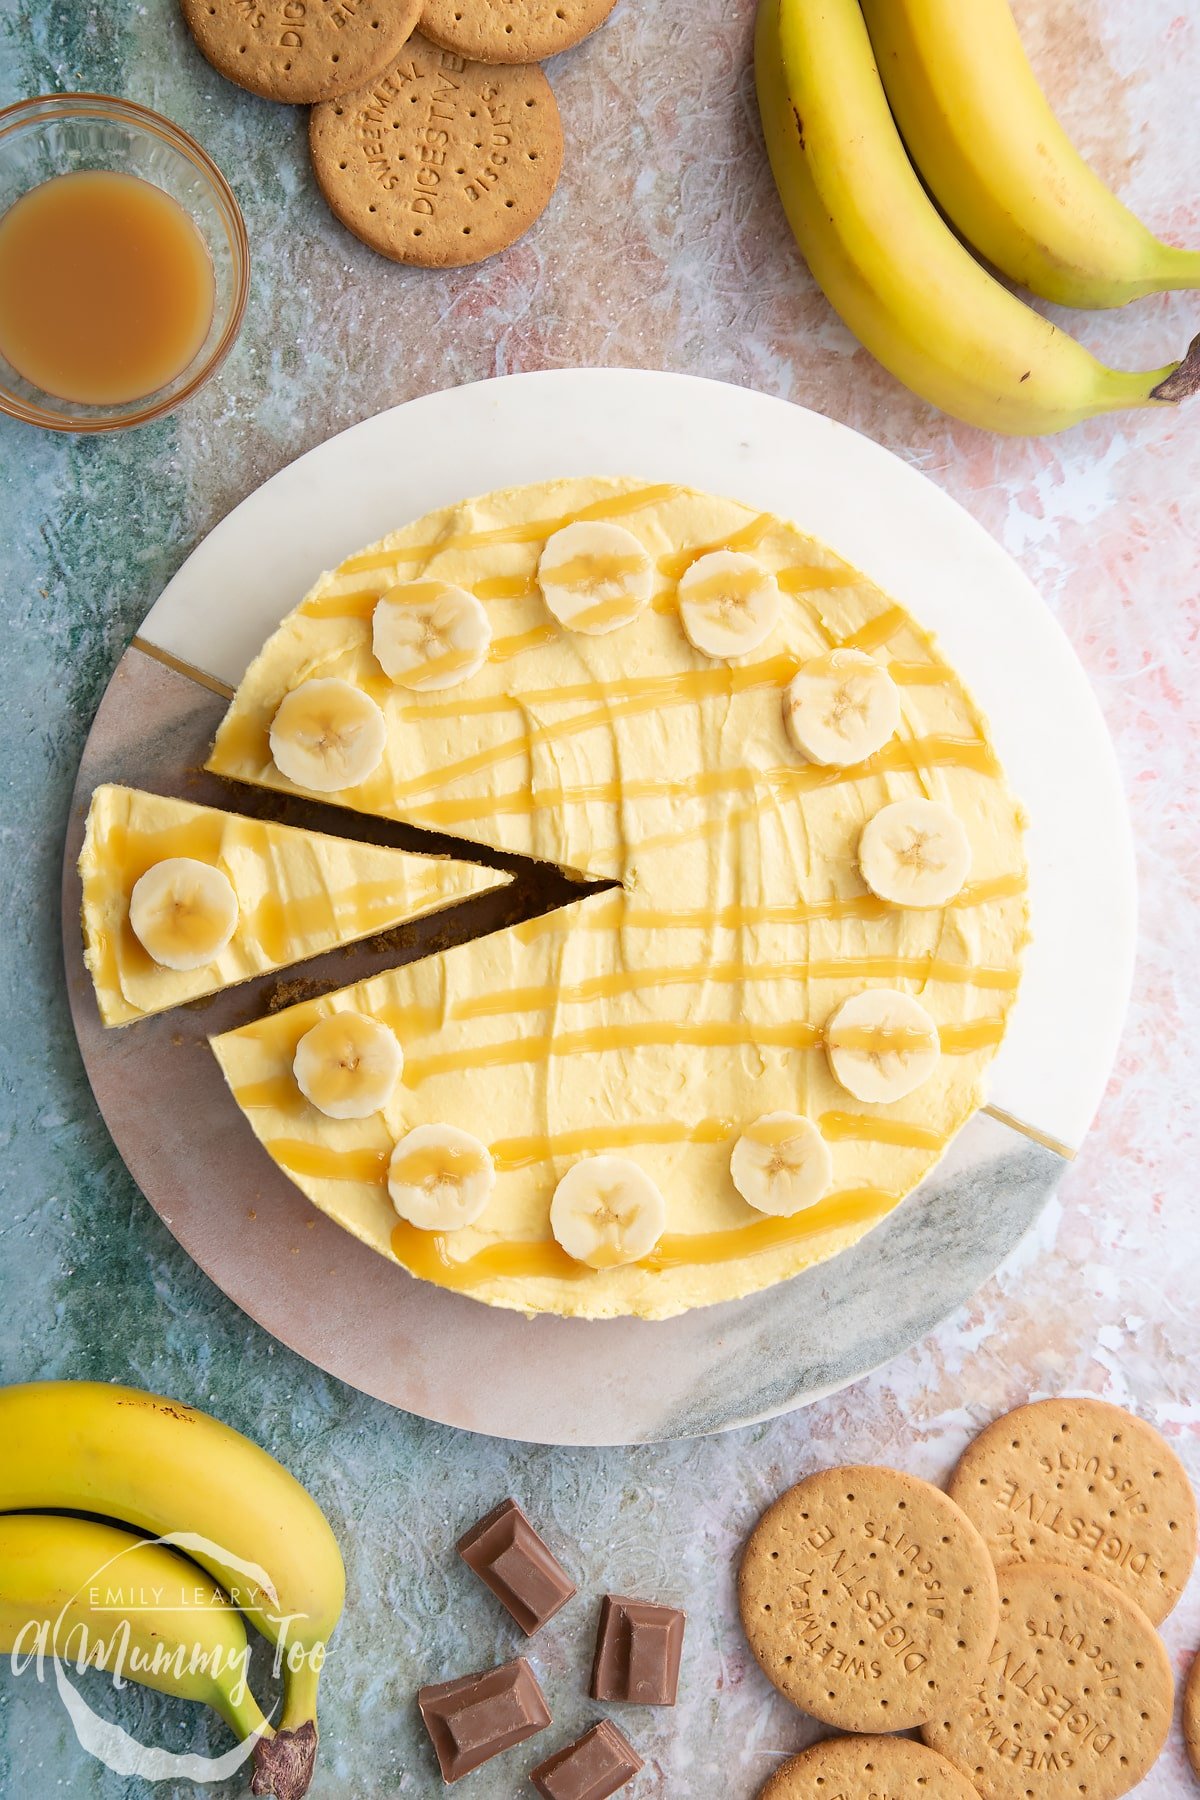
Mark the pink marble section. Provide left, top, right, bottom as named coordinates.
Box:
left=162, top=0, right=1199, bottom=1791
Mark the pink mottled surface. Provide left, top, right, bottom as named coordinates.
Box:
left=0, top=0, right=1197, bottom=1792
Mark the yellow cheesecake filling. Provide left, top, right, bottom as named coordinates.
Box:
left=207, top=478, right=1028, bottom=1319
left=79, top=784, right=507, bottom=1026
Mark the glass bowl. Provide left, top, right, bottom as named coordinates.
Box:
left=0, top=93, right=249, bottom=433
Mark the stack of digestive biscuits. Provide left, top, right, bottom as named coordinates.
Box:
left=180, top=0, right=622, bottom=265
left=738, top=1398, right=1195, bottom=1800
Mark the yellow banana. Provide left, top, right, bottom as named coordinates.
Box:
left=860, top=0, right=1200, bottom=309
left=0, top=1514, right=271, bottom=1745
left=0, top=1381, right=344, bottom=1796
left=754, top=0, right=1200, bottom=434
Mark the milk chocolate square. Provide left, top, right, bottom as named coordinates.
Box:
left=591, top=1594, right=684, bottom=1706
left=418, top=1655, right=551, bottom=1783
left=530, top=1718, right=644, bottom=1798
left=457, top=1498, right=576, bottom=1635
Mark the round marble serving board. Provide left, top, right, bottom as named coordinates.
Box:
left=63, top=370, right=1136, bottom=1445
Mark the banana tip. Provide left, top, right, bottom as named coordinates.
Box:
left=1150, top=330, right=1200, bottom=403
left=251, top=1721, right=318, bottom=1800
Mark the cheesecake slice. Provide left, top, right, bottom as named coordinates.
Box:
left=79, top=784, right=509, bottom=1026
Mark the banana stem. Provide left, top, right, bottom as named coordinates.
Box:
left=251, top=1722, right=318, bottom=1800
left=248, top=1657, right=323, bottom=1796
left=1150, top=330, right=1200, bottom=403
left=278, top=1657, right=323, bottom=1736
left=212, top=1681, right=274, bottom=1746
left=1157, top=247, right=1200, bottom=294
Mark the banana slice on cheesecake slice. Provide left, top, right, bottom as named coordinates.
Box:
left=129, top=858, right=239, bottom=971
left=550, top=1156, right=667, bottom=1269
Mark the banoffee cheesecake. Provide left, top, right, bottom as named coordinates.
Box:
left=203, top=478, right=1028, bottom=1320
left=79, top=784, right=508, bottom=1026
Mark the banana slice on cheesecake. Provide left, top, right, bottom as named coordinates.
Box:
left=537, top=522, right=654, bottom=633
left=825, top=989, right=940, bottom=1104
left=372, top=581, right=492, bottom=691
left=293, top=1013, right=404, bottom=1119
left=730, top=1113, right=833, bottom=1216
left=388, top=1125, right=496, bottom=1231
left=677, top=551, right=782, bottom=658
left=859, top=798, right=970, bottom=907
left=784, top=649, right=901, bottom=765
left=550, top=1156, right=667, bottom=1269
left=269, top=677, right=386, bottom=793
left=129, top=858, right=239, bottom=971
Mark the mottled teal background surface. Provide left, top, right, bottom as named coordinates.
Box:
left=2, top=0, right=1199, bottom=1794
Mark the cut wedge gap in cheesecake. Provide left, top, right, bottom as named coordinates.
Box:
left=200, top=762, right=621, bottom=975
left=201, top=771, right=622, bottom=930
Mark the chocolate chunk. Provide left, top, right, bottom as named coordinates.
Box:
left=418, top=1656, right=551, bottom=1783
left=457, top=1498, right=577, bottom=1635
left=591, top=1594, right=685, bottom=1706
left=530, top=1719, right=644, bottom=1798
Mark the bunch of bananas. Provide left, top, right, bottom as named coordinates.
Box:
left=755, top=0, right=1200, bottom=435
left=0, top=1381, right=344, bottom=1799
